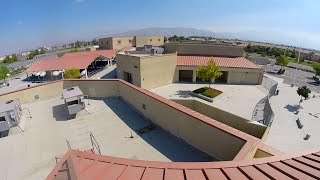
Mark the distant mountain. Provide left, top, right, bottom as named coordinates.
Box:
left=113, top=27, right=235, bottom=39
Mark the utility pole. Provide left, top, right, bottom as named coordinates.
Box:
left=292, top=49, right=301, bottom=86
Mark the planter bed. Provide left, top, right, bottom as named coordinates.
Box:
left=190, top=87, right=223, bottom=102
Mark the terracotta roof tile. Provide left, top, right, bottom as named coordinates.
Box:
left=47, top=149, right=320, bottom=180
left=204, top=169, right=228, bottom=180
left=26, top=50, right=116, bottom=72
left=141, top=168, right=164, bottom=180
left=222, top=167, right=249, bottom=180
left=118, top=166, right=145, bottom=180
left=164, top=169, right=185, bottom=180
left=177, top=55, right=261, bottom=69
left=185, top=169, right=206, bottom=180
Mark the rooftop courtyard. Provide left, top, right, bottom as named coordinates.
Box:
left=151, top=83, right=266, bottom=120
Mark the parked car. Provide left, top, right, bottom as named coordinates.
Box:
left=313, top=75, right=320, bottom=84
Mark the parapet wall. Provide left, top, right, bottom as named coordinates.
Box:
left=172, top=99, right=267, bottom=139
left=0, top=79, right=269, bottom=161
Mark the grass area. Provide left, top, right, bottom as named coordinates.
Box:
left=193, top=87, right=223, bottom=98
left=288, top=57, right=320, bottom=68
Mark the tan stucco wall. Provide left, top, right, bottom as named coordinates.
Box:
left=118, top=82, right=246, bottom=160
left=63, top=80, right=119, bottom=97
left=175, top=66, right=263, bottom=85
left=134, top=36, right=164, bottom=47
left=139, top=54, right=177, bottom=89
left=165, top=43, right=245, bottom=57
left=98, top=37, right=113, bottom=49
left=116, top=53, right=177, bottom=90
left=99, top=36, right=164, bottom=50
left=116, top=54, right=142, bottom=87
left=172, top=99, right=267, bottom=139
left=0, top=81, right=64, bottom=103
left=228, top=68, right=263, bottom=85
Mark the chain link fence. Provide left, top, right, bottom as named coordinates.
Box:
left=252, top=76, right=277, bottom=126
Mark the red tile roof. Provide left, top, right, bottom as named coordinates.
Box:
left=177, top=56, right=261, bottom=69
left=26, top=50, right=116, bottom=72
left=47, top=149, right=320, bottom=180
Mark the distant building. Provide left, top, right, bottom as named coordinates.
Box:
left=99, top=36, right=164, bottom=50
left=0, top=56, right=5, bottom=61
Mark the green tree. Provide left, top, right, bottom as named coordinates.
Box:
left=64, top=69, right=80, bottom=79
left=3, top=54, right=18, bottom=64
left=75, top=41, right=81, bottom=48
left=196, top=59, right=222, bottom=88
left=0, top=66, right=9, bottom=80
left=91, top=39, right=98, bottom=45
left=27, top=50, right=40, bottom=59
left=276, top=55, right=289, bottom=70
left=297, top=86, right=311, bottom=101
left=313, top=64, right=320, bottom=76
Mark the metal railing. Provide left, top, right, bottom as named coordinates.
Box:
left=90, top=132, right=101, bottom=155
left=252, top=76, right=277, bottom=127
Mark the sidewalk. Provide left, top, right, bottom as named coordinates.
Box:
left=264, top=75, right=320, bottom=153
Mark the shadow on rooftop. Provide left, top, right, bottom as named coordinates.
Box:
left=99, top=97, right=215, bottom=162
left=100, top=68, right=117, bottom=79
left=284, top=104, right=299, bottom=113
left=174, top=90, right=192, bottom=98
left=307, top=81, right=320, bottom=86
left=52, top=104, right=76, bottom=121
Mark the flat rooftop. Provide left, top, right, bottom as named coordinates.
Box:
left=151, top=83, right=266, bottom=120
left=0, top=96, right=212, bottom=180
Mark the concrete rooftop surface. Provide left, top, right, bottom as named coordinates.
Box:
left=151, top=83, right=266, bottom=120
left=0, top=96, right=212, bottom=180
left=264, top=75, right=320, bottom=153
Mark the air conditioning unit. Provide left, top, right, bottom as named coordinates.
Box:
left=10, top=112, right=15, bottom=119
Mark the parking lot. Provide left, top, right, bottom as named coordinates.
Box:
left=263, top=64, right=320, bottom=93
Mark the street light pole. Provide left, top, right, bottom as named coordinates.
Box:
left=292, top=49, right=301, bottom=86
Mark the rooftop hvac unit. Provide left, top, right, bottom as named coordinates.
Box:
left=10, top=112, right=15, bottom=119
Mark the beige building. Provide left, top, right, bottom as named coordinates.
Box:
left=99, top=36, right=164, bottom=50
left=116, top=53, right=177, bottom=90
left=116, top=53, right=263, bottom=89
left=165, top=42, right=245, bottom=57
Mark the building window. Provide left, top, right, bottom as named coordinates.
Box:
left=150, top=39, right=152, bottom=42
left=118, top=40, right=121, bottom=44
left=134, top=65, right=138, bottom=68
left=106, top=41, right=108, bottom=45
left=158, top=38, right=161, bottom=41
left=129, top=39, right=132, bottom=43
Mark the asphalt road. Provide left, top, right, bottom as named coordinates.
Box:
left=263, top=64, right=320, bottom=93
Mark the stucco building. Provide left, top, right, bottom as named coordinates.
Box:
left=99, top=36, right=165, bottom=50
left=116, top=42, right=263, bottom=90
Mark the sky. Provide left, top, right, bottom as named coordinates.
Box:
left=1, top=0, right=320, bottom=56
